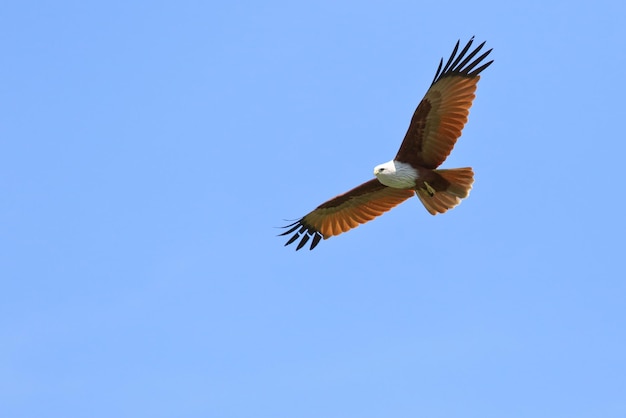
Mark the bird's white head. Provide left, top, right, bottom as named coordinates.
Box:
left=373, top=160, right=418, bottom=188
left=374, top=160, right=396, bottom=177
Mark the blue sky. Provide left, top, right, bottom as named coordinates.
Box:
left=2, top=1, right=625, bottom=417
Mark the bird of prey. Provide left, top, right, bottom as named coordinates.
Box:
left=280, top=37, right=493, bottom=250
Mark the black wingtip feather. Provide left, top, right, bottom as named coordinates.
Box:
left=431, top=58, right=444, bottom=86
left=284, top=232, right=301, bottom=247
left=454, top=41, right=485, bottom=72
left=278, top=221, right=303, bottom=236
left=279, top=218, right=324, bottom=251
left=296, top=234, right=310, bottom=251
left=448, top=37, right=476, bottom=73
left=466, top=49, right=494, bottom=75
left=438, top=39, right=461, bottom=79
left=310, top=233, right=322, bottom=250
left=431, top=37, right=493, bottom=86
left=468, top=59, right=493, bottom=77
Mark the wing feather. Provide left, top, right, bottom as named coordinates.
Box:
left=295, top=234, right=310, bottom=251
left=395, top=37, right=493, bottom=169
left=280, top=179, right=414, bottom=250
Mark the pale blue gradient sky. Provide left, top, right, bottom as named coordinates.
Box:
left=2, top=1, right=625, bottom=417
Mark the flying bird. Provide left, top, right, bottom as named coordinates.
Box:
left=280, top=37, right=493, bottom=250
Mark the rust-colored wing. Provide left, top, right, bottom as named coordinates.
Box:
left=395, top=37, right=493, bottom=169
left=280, top=179, right=414, bottom=250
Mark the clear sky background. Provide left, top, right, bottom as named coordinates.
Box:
left=2, top=1, right=625, bottom=417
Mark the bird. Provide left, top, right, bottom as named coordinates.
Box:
left=280, top=37, right=493, bottom=250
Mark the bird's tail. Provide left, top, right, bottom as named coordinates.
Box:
left=416, top=167, right=474, bottom=215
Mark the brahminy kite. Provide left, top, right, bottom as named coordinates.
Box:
left=280, top=37, right=493, bottom=250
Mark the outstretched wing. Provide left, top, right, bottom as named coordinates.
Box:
left=280, top=179, right=414, bottom=250
left=395, top=37, right=493, bottom=169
